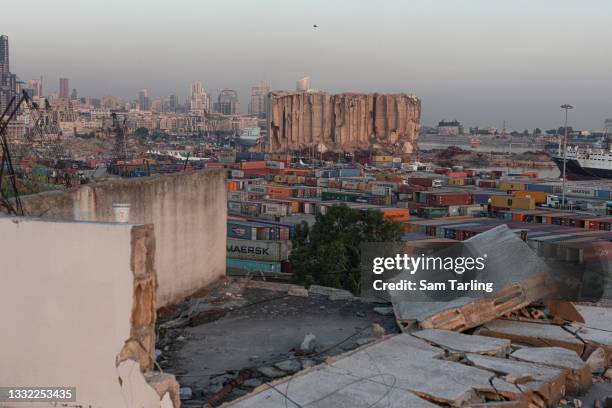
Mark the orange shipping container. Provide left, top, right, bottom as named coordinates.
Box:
left=381, top=208, right=410, bottom=222
left=227, top=181, right=238, bottom=192
left=446, top=172, right=468, bottom=178
left=513, top=190, right=548, bottom=204
left=267, top=186, right=294, bottom=198
left=240, top=161, right=267, bottom=170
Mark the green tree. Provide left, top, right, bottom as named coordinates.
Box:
left=290, top=204, right=402, bottom=294
left=134, top=127, right=150, bottom=139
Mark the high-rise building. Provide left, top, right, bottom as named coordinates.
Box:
left=0, top=35, right=17, bottom=115
left=216, top=89, right=240, bottom=115
left=188, top=81, right=210, bottom=115
left=70, top=88, right=77, bottom=100
left=138, top=89, right=150, bottom=111
left=249, top=81, right=271, bottom=116
left=59, top=78, right=69, bottom=99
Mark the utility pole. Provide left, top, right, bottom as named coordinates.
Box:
left=560, top=104, right=573, bottom=208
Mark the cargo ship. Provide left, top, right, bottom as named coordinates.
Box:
left=552, top=136, right=612, bottom=179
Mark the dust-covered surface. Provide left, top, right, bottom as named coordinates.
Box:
left=156, top=279, right=399, bottom=405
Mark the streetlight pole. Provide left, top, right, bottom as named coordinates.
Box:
left=560, top=104, right=573, bottom=208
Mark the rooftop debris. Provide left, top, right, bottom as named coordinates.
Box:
left=157, top=276, right=611, bottom=407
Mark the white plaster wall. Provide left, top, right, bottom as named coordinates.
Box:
left=0, top=218, right=168, bottom=408
left=18, top=169, right=227, bottom=307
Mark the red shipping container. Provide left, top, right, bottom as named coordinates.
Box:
left=427, top=192, right=472, bottom=206
left=206, top=162, right=225, bottom=168
left=408, top=177, right=433, bottom=187
left=478, top=180, right=497, bottom=188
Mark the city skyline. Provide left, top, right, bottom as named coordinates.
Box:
left=3, top=0, right=612, bottom=129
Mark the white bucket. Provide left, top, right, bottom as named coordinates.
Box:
left=112, top=203, right=131, bottom=223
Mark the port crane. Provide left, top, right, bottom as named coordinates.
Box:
left=0, top=90, right=58, bottom=215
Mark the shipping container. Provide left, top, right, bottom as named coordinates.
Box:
left=227, top=220, right=257, bottom=240
left=379, top=208, right=410, bottom=222
left=226, top=238, right=292, bottom=262
left=566, top=186, right=596, bottom=198
left=446, top=172, right=468, bottom=179
left=427, top=192, right=472, bottom=206
left=261, top=202, right=290, bottom=217
left=226, top=258, right=282, bottom=274
left=228, top=201, right=243, bottom=215
left=596, top=190, right=612, bottom=200
left=240, top=160, right=268, bottom=170
left=512, top=190, right=548, bottom=204
left=267, top=185, right=294, bottom=198
left=526, top=183, right=555, bottom=194
left=245, top=184, right=267, bottom=194
left=477, top=180, right=497, bottom=188
left=372, top=155, right=393, bottom=162
left=490, top=195, right=535, bottom=210
left=448, top=178, right=466, bottom=186
left=230, top=169, right=244, bottom=178
left=498, top=181, right=526, bottom=191
left=321, top=191, right=362, bottom=202
left=337, top=168, right=361, bottom=177
left=266, top=161, right=285, bottom=169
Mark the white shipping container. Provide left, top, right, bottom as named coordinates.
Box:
left=262, top=202, right=289, bottom=217
left=266, top=161, right=285, bottom=169
left=231, top=169, right=245, bottom=178
left=567, top=186, right=596, bottom=197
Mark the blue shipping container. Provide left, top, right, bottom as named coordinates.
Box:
left=596, top=190, right=612, bottom=199
left=226, top=258, right=282, bottom=274
left=526, top=183, right=555, bottom=193
left=473, top=193, right=491, bottom=205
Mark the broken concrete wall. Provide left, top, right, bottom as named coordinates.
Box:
left=14, top=169, right=227, bottom=307
left=0, top=217, right=178, bottom=407
left=266, top=91, right=421, bottom=155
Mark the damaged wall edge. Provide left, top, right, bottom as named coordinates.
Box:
left=0, top=217, right=179, bottom=408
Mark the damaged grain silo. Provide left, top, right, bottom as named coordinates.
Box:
left=265, top=91, right=421, bottom=156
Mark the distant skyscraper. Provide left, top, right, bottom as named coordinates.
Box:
left=168, top=94, right=179, bottom=112
left=0, top=35, right=17, bottom=114
left=139, top=89, right=150, bottom=111
left=249, top=81, right=271, bottom=116
left=70, top=88, right=77, bottom=100
left=188, top=81, right=210, bottom=115
left=59, top=78, right=69, bottom=99
left=216, top=89, right=239, bottom=115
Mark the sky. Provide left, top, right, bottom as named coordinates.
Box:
left=2, top=0, right=612, bottom=130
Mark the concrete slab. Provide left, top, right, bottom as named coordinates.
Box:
left=465, top=354, right=567, bottom=405
left=510, top=347, right=592, bottom=393
left=412, top=328, right=511, bottom=355
left=224, top=334, right=503, bottom=407
left=574, top=304, right=612, bottom=329
left=478, top=319, right=585, bottom=355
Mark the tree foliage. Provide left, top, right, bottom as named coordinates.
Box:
left=290, top=204, right=402, bottom=294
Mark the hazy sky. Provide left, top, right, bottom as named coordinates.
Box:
left=3, top=0, right=612, bottom=130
